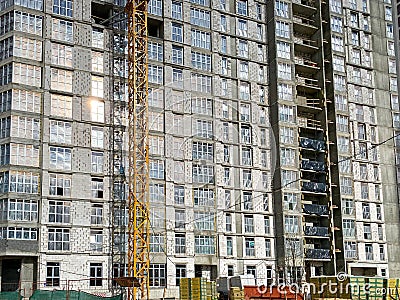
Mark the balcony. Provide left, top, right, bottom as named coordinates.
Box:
left=304, top=226, right=329, bottom=237
left=303, top=203, right=328, bottom=215
left=295, top=56, right=319, bottom=74
left=305, top=248, right=330, bottom=260
left=293, top=16, right=318, bottom=35
left=297, top=116, right=322, bottom=130
left=299, top=138, right=325, bottom=151
left=292, top=0, right=317, bottom=17
left=296, top=76, right=321, bottom=92
left=292, top=0, right=316, bottom=7
left=293, top=35, right=318, bottom=54
left=301, top=160, right=325, bottom=172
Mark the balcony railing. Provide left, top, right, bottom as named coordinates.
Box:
left=302, top=182, right=327, bottom=193
left=305, top=248, right=330, bottom=259
left=293, top=16, right=316, bottom=27
left=299, top=138, right=325, bottom=151
left=298, top=117, right=322, bottom=129
left=296, top=76, right=319, bottom=88
left=303, top=204, right=328, bottom=215
left=297, top=97, right=321, bottom=109
left=301, top=160, right=325, bottom=171
left=293, top=34, right=318, bottom=48
left=304, top=226, right=329, bottom=237
left=292, top=0, right=316, bottom=7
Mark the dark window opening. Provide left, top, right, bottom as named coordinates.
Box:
left=148, top=19, right=163, bottom=38
left=91, top=2, right=113, bottom=25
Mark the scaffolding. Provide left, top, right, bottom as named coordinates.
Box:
left=111, top=0, right=129, bottom=297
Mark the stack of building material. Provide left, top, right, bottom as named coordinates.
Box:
left=348, top=277, right=367, bottom=300
left=191, top=278, right=207, bottom=300
left=179, top=278, right=218, bottom=300
left=368, top=277, right=385, bottom=300
left=230, top=287, right=244, bottom=300
left=180, top=278, right=191, bottom=300
left=386, top=278, right=399, bottom=300
left=206, top=281, right=218, bottom=300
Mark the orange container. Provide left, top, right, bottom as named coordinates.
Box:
left=243, top=286, right=304, bottom=300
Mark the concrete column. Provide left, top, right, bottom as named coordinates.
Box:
left=20, top=258, right=35, bottom=299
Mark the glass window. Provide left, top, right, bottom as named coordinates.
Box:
left=51, top=69, right=72, bottom=92
left=92, top=29, right=104, bottom=48
left=89, top=263, right=103, bottom=286
left=90, top=99, right=104, bottom=123
left=91, top=204, right=103, bottom=225
left=191, top=29, right=211, bottom=50
left=237, top=0, right=247, bottom=15
left=172, top=23, right=183, bottom=43
left=172, top=1, right=183, bottom=20
left=52, top=18, right=73, bottom=42
left=49, top=173, right=71, bottom=196
left=46, top=263, right=60, bottom=287
left=148, top=0, right=162, bottom=15
left=49, top=147, right=71, bottom=170
left=12, top=36, right=42, bottom=61
left=49, top=201, right=70, bottom=223
left=12, top=63, right=41, bottom=87
left=276, top=21, right=290, bottom=38
left=195, top=235, right=215, bottom=254
left=8, top=90, right=41, bottom=113
left=91, top=127, right=103, bottom=148
left=172, top=46, right=183, bottom=65
left=190, top=8, right=210, bottom=28
left=48, top=228, right=70, bottom=251
left=53, top=0, right=73, bottom=17
left=276, top=0, right=289, bottom=17
left=191, top=51, right=211, bottom=71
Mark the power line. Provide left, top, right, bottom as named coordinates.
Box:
left=150, top=130, right=400, bottom=228
left=33, top=129, right=400, bottom=281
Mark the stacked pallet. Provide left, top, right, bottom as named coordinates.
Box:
left=311, top=276, right=387, bottom=300
left=387, top=278, right=400, bottom=300
left=348, top=277, right=367, bottom=300
left=206, top=281, right=217, bottom=300
left=180, top=278, right=191, bottom=300
left=191, top=278, right=207, bottom=300
left=230, top=287, right=244, bottom=300
left=179, top=278, right=218, bottom=300
left=368, top=277, right=385, bottom=300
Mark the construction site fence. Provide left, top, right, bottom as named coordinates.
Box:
left=0, top=290, right=122, bottom=300
left=29, top=290, right=122, bottom=300
left=0, top=279, right=123, bottom=300
left=0, top=291, right=21, bottom=300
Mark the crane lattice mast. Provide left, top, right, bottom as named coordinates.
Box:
left=126, top=0, right=150, bottom=299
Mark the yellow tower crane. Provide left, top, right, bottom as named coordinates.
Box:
left=125, top=0, right=150, bottom=299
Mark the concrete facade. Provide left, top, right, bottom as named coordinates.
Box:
left=0, top=0, right=399, bottom=298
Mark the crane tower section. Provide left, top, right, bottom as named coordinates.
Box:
left=126, top=0, right=150, bottom=299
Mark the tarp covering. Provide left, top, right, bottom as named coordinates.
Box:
left=301, top=181, right=326, bottom=193
left=29, top=290, right=122, bottom=300
left=0, top=291, right=21, bottom=300
left=299, top=137, right=325, bottom=151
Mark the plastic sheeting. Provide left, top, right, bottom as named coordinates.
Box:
left=299, top=138, right=325, bottom=151
left=301, top=160, right=325, bottom=171
left=303, top=203, right=328, bottom=215
left=302, top=181, right=326, bottom=193
left=304, top=226, right=329, bottom=237
left=305, top=248, right=330, bottom=259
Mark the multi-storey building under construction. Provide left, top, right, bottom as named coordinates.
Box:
left=0, top=0, right=400, bottom=298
